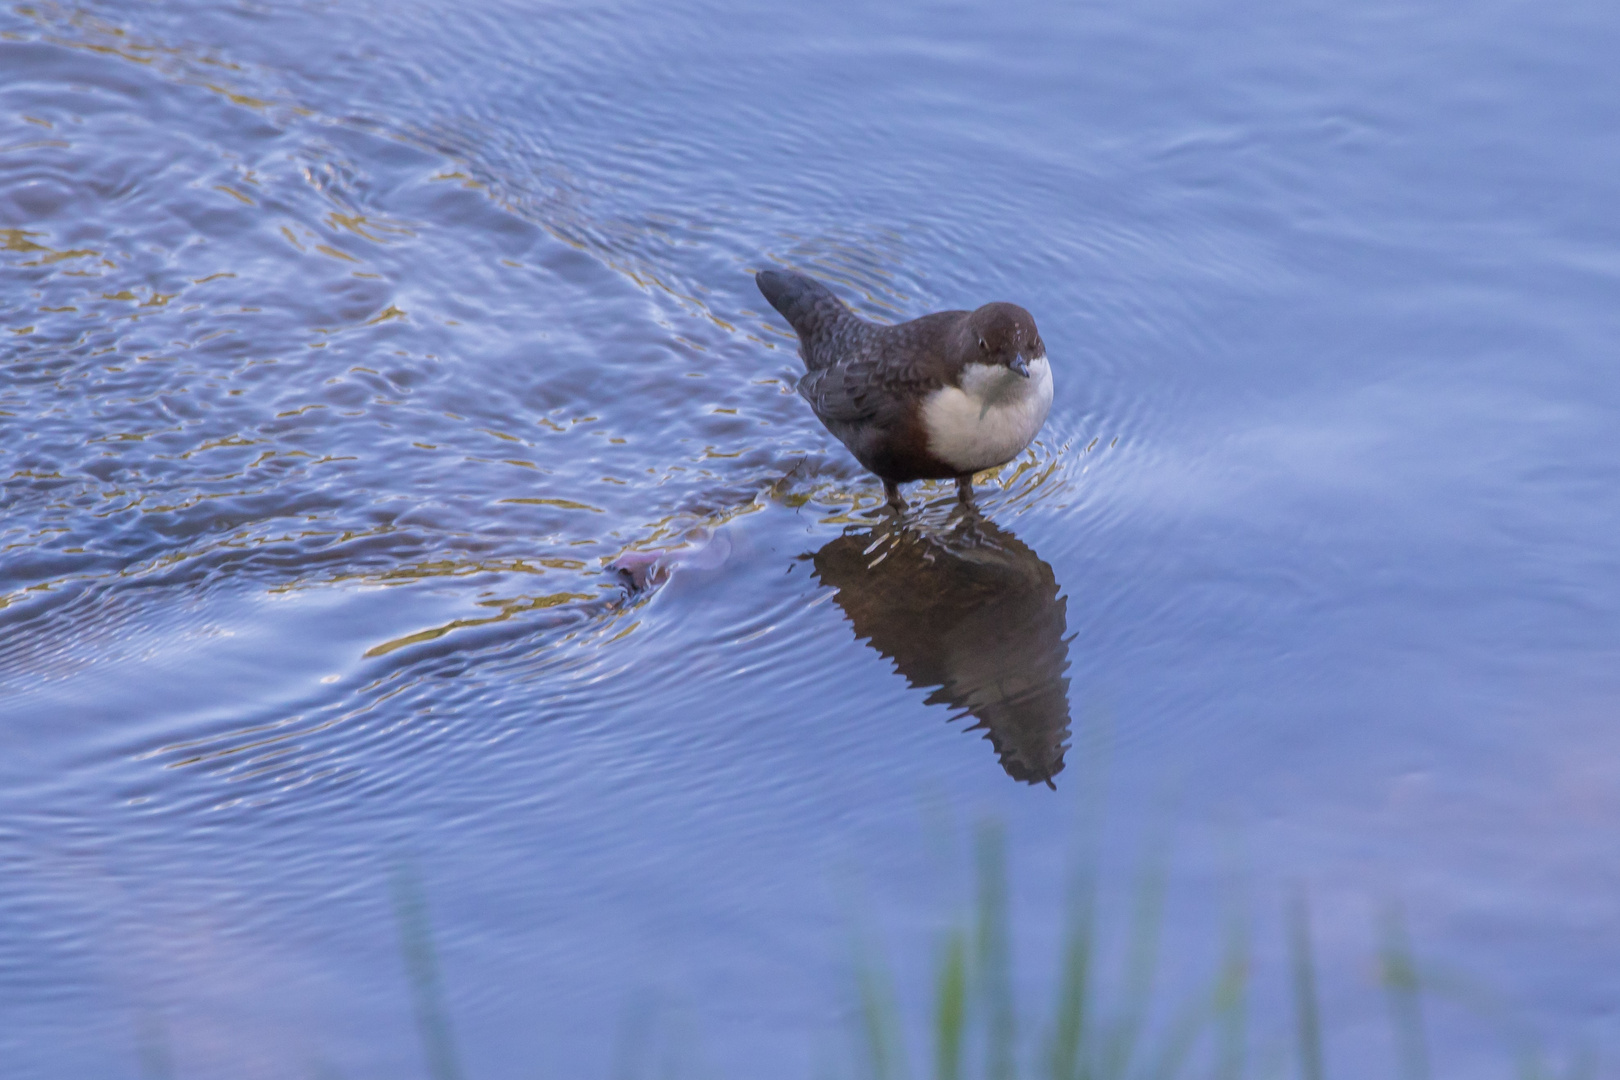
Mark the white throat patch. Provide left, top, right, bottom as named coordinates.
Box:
left=921, top=358, right=1054, bottom=474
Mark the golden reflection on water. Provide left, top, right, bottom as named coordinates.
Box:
left=365, top=590, right=597, bottom=658
left=0, top=0, right=1097, bottom=802
left=498, top=497, right=605, bottom=512
left=266, top=554, right=592, bottom=595
left=811, top=508, right=1072, bottom=786
left=1, top=226, right=98, bottom=265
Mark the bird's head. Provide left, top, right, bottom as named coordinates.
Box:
left=962, top=303, right=1045, bottom=377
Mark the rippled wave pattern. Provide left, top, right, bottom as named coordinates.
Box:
left=0, top=5, right=1091, bottom=811
left=4, top=0, right=1620, bottom=1076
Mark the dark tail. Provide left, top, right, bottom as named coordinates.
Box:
left=755, top=270, right=851, bottom=348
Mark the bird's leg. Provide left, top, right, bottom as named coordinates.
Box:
left=883, top=479, right=905, bottom=512
left=955, top=475, right=975, bottom=504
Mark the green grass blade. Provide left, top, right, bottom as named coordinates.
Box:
left=976, top=820, right=1017, bottom=1080
left=1378, top=903, right=1430, bottom=1080
left=1047, top=716, right=1110, bottom=1080
left=1287, top=889, right=1323, bottom=1080
left=1212, top=901, right=1251, bottom=1080
left=1045, top=885, right=1095, bottom=1080
left=1095, top=841, right=1169, bottom=1080
left=390, top=867, right=465, bottom=1080
left=1137, top=984, right=1214, bottom=1080
left=854, top=931, right=910, bottom=1080
left=935, top=929, right=969, bottom=1080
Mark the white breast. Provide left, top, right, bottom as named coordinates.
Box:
left=920, top=358, right=1054, bottom=474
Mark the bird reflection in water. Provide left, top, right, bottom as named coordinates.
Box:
left=810, top=508, right=1072, bottom=787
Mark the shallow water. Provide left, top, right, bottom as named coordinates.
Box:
left=3, top=0, right=1620, bottom=1075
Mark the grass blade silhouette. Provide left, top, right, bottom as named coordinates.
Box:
left=1047, top=717, right=1109, bottom=1080
left=1045, top=869, right=1096, bottom=1080
left=975, top=821, right=1016, bottom=1080
left=1095, top=839, right=1169, bottom=1080
left=1379, top=903, right=1429, bottom=1080
left=854, top=929, right=910, bottom=1080
left=935, top=929, right=969, bottom=1080
left=391, top=867, right=464, bottom=1080
left=1211, top=900, right=1250, bottom=1080
left=1288, top=889, right=1324, bottom=1080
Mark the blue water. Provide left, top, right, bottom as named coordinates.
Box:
left=3, top=0, right=1620, bottom=1076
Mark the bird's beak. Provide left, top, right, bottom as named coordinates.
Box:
left=1009, top=356, right=1031, bottom=378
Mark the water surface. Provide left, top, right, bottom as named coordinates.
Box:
left=3, top=0, right=1620, bottom=1076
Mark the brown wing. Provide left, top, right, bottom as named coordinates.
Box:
left=796, top=313, right=964, bottom=423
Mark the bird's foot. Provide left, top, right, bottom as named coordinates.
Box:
left=883, top=480, right=906, bottom=513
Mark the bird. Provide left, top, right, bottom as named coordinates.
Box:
left=755, top=269, right=1053, bottom=510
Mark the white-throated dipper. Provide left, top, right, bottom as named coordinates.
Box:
left=756, top=270, right=1053, bottom=510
